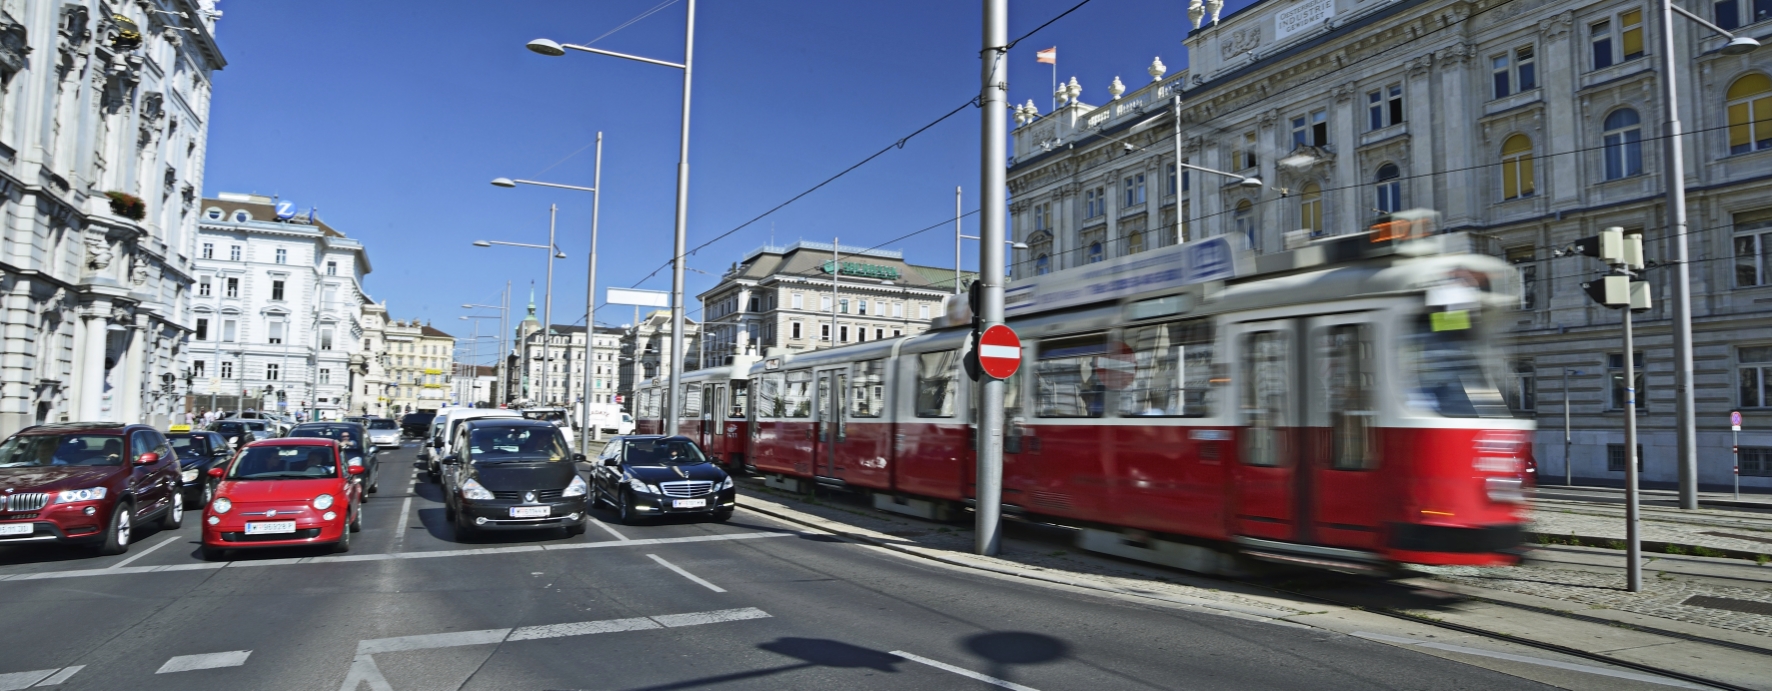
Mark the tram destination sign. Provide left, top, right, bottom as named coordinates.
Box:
left=821, top=260, right=900, bottom=280
left=1004, top=235, right=1252, bottom=316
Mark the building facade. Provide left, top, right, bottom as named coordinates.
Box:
left=1005, top=0, right=1772, bottom=488
left=381, top=320, right=452, bottom=415
left=188, top=194, right=368, bottom=420
left=513, top=318, right=623, bottom=407
left=616, top=309, right=700, bottom=407
left=0, top=1, right=225, bottom=434
left=694, top=241, right=959, bottom=367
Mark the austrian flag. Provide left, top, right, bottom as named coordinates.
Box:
left=1036, top=47, right=1056, bottom=64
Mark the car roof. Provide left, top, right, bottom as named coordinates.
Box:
left=249, top=438, right=337, bottom=447
left=18, top=422, right=140, bottom=435
left=440, top=409, right=521, bottom=421
left=462, top=418, right=557, bottom=430
left=293, top=422, right=362, bottom=428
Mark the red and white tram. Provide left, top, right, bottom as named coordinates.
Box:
left=637, top=219, right=1534, bottom=572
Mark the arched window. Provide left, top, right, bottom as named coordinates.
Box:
left=1087, top=241, right=1104, bottom=263
left=1374, top=164, right=1402, bottom=213
left=1127, top=231, right=1146, bottom=254
left=1500, top=134, right=1536, bottom=200
left=1299, top=182, right=1324, bottom=235
left=1035, top=254, right=1051, bottom=275
left=1727, top=74, right=1772, bottom=155
left=1603, top=108, right=1643, bottom=179
left=1233, top=200, right=1255, bottom=246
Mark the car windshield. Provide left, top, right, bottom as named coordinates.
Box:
left=243, top=421, right=267, bottom=431
left=0, top=434, right=126, bottom=468
left=468, top=426, right=569, bottom=463
left=228, top=445, right=339, bottom=479
left=169, top=437, right=203, bottom=456
left=522, top=410, right=568, bottom=424
left=368, top=419, right=397, bottom=430
left=289, top=425, right=364, bottom=449
left=621, top=439, right=708, bottom=466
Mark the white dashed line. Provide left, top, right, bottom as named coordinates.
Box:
left=1351, top=632, right=1708, bottom=689
left=354, top=607, right=769, bottom=655
left=647, top=554, right=725, bottom=592
left=0, top=665, right=81, bottom=690
left=588, top=517, right=629, bottom=541
left=890, top=651, right=1042, bottom=691
left=33, top=665, right=82, bottom=686
left=109, top=535, right=179, bottom=569
left=155, top=650, right=252, bottom=674
left=391, top=497, right=413, bottom=553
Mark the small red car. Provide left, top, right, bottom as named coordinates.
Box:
left=200, top=438, right=363, bottom=561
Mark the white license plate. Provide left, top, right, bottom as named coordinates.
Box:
left=0, top=524, right=32, bottom=536
left=509, top=506, right=550, bottom=518
left=244, top=521, right=297, bottom=535
left=672, top=499, right=706, bottom=509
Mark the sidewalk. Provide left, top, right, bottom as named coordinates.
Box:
left=1534, top=484, right=1772, bottom=511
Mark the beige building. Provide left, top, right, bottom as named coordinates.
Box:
left=616, top=310, right=700, bottom=407
left=383, top=319, right=454, bottom=415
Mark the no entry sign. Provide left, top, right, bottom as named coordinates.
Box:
left=977, top=324, right=1022, bottom=380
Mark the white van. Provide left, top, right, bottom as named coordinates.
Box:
left=519, top=407, right=576, bottom=449
left=420, top=407, right=522, bottom=482
left=584, top=403, right=635, bottom=435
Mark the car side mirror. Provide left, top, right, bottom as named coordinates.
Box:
left=602, top=458, right=620, bottom=467
left=134, top=451, right=159, bottom=466
left=573, top=453, right=587, bottom=463
left=348, top=457, right=363, bottom=467
left=347, top=465, right=366, bottom=476
left=207, top=467, right=225, bottom=478
left=442, top=454, right=460, bottom=465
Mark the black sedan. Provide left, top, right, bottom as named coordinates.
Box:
left=401, top=412, right=435, bottom=439
left=441, top=419, right=588, bottom=537
left=168, top=431, right=232, bottom=506
left=286, top=422, right=379, bottom=495
left=591, top=435, right=734, bottom=524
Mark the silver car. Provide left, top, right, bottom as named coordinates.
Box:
left=365, top=417, right=401, bottom=448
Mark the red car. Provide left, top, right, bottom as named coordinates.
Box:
left=0, top=423, right=184, bottom=555
left=201, top=438, right=363, bottom=560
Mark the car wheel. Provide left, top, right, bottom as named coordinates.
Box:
left=159, top=490, right=184, bottom=530
left=201, top=482, right=214, bottom=508
left=454, top=508, right=477, bottom=538
left=349, top=500, right=363, bottom=533
left=97, top=502, right=132, bottom=556
left=427, top=464, right=440, bottom=483
left=618, top=491, right=638, bottom=525
left=333, top=521, right=352, bottom=553
left=370, top=474, right=380, bottom=493
left=443, top=498, right=456, bottom=521
left=200, top=546, right=227, bottom=561
left=565, top=521, right=586, bottom=537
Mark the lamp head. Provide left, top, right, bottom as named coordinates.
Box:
left=526, top=38, right=566, bottom=56
left=555, top=252, right=568, bottom=259
left=472, top=241, right=492, bottom=247
left=490, top=178, right=517, bottom=188
left=1722, top=35, right=1761, bottom=55
left=1010, top=241, right=1030, bottom=250
left=461, top=304, right=473, bottom=308
left=1238, top=176, right=1265, bottom=188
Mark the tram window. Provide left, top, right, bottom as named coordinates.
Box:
left=729, top=381, right=749, bottom=418
left=851, top=359, right=886, bottom=418
left=641, top=388, right=658, bottom=419
left=1242, top=331, right=1289, bottom=467
left=1003, top=368, right=1024, bottom=419
left=681, top=384, right=702, bottom=418
left=1322, top=324, right=1377, bottom=470
left=915, top=351, right=960, bottom=418
left=1401, top=313, right=1512, bottom=418
left=1036, top=333, right=1110, bottom=418
left=783, top=371, right=813, bottom=418
left=757, top=373, right=784, bottom=418
left=1120, top=320, right=1214, bottom=417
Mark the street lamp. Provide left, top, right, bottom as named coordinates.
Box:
left=956, top=231, right=1028, bottom=289
left=1656, top=0, right=1761, bottom=508
left=474, top=206, right=567, bottom=413
left=492, top=133, right=604, bottom=450
left=528, top=1, right=694, bottom=435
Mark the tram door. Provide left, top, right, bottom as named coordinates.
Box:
left=1231, top=320, right=1302, bottom=542
left=1304, top=315, right=1383, bottom=550
left=698, top=384, right=719, bottom=450
left=813, top=369, right=847, bottom=478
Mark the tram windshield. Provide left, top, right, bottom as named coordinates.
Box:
left=1401, top=312, right=1514, bottom=418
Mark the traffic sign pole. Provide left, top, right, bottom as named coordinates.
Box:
left=1732, top=410, right=1742, bottom=500
left=975, top=0, right=1008, bottom=558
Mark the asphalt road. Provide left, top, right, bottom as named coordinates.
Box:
left=0, top=444, right=1557, bottom=691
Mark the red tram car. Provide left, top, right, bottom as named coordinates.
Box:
left=635, top=220, right=1533, bottom=573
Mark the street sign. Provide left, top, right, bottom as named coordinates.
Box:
left=976, top=324, right=1022, bottom=380
left=1731, top=410, right=1742, bottom=431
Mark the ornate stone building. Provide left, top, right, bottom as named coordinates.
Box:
left=512, top=317, right=623, bottom=408
left=0, top=1, right=224, bottom=433
left=381, top=319, right=452, bottom=415
left=1007, top=0, right=1772, bottom=488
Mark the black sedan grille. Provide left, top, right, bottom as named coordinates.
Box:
left=0, top=493, right=49, bottom=512
left=490, top=489, right=566, bottom=502
left=659, top=481, right=714, bottom=498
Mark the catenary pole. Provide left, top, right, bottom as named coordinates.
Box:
left=955, top=186, right=963, bottom=295
left=543, top=205, right=557, bottom=409
left=1173, top=95, right=1185, bottom=244
left=976, top=0, right=1008, bottom=557
left=582, top=132, right=603, bottom=450
left=665, top=0, right=696, bottom=436
left=1656, top=0, right=1698, bottom=510
left=1624, top=301, right=1642, bottom=592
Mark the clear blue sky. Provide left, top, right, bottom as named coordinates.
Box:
left=203, top=0, right=1245, bottom=363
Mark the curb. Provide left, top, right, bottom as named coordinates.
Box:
left=1527, top=532, right=1772, bottom=564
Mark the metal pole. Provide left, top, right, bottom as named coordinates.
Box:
left=1172, top=95, right=1185, bottom=244
left=664, top=0, right=695, bottom=437
left=1564, top=368, right=1573, bottom=487
left=588, top=132, right=609, bottom=450
left=955, top=186, right=963, bottom=295
left=976, top=0, right=1008, bottom=557
left=1657, top=0, right=1699, bottom=510
left=831, top=238, right=840, bottom=348
left=1623, top=305, right=1642, bottom=592
left=502, top=281, right=510, bottom=406
left=1734, top=427, right=1740, bottom=500
left=544, top=204, right=557, bottom=409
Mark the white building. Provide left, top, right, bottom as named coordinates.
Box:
left=510, top=295, right=625, bottom=406
left=0, top=2, right=225, bottom=434
left=1006, top=0, right=1772, bottom=488
left=188, top=194, right=369, bottom=420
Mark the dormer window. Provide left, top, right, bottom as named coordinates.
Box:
left=204, top=208, right=223, bottom=220
left=232, top=210, right=250, bottom=222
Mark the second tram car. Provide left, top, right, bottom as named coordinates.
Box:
left=635, top=219, right=1533, bottom=572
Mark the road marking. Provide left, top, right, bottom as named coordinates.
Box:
left=355, top=607, right=769, bottom=655
left=110, top=535, right=180, bottom=569
left=155, top=650, right=252, bottom=674
left=391, top=497, right=413, bottom=553
left=0, top=665, right=81, bottom=690
left=647, top=554, right=725, bottom=592
left=589, top=517, right=629, bottom=541
left=336, top=655, right=393, bottom=691
left=1351, top=632, right=1707, bottom=689
left=0, top=531, right=797, bottom=583
left=890, top=651, right=1041, bottom=691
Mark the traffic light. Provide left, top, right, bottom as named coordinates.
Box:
left=964, top=280, right=984, bottom=381
left=1582, top=276, right=1651, bottom=310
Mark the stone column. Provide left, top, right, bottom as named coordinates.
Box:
left=1333, top=82, right=1360, bottom=235
left=75, top=302, right=110, bottom=421
left=1539, top=13, right=1578, bottom=206
left=1405, top=55, right=1436, bottom=213
left=1437, top=44, right=1477, bottom=227
left=120, top=313, right=146, bottom=423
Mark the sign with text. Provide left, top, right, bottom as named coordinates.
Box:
left=607, top=287, right=670, bottom=308
left=821, top=260, right=901, bottom=280
left=1275, top=0, right=1335, bottom=41
left=1004, top=235, right=1251, bottom=317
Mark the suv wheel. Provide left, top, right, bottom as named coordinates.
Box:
left=159, top=491, right=183, bottom=530
left=97, top=503, right=132, bottom=555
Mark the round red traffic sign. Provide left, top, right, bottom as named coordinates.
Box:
left=977, top=324, right=1022, bottom=380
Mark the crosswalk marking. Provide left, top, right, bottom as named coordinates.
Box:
left=155, top=650, right=252, bottom=674
left=0, top=665, right=81, bottom=691
left=355, top=607, right=770, bottom=655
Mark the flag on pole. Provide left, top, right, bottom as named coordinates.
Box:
left=1036, top=47, right=1057, bottom=64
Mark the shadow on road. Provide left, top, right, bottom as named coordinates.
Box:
left=618, top=638, right=904, bottom=691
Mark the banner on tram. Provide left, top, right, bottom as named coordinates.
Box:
left=1004, top=234, right=1253, bottom=316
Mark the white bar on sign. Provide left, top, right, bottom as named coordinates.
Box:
left=979, top=345, right=1021, bottom=360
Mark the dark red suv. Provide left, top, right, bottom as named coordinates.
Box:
left=0, top=423, right=185, bottom=554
